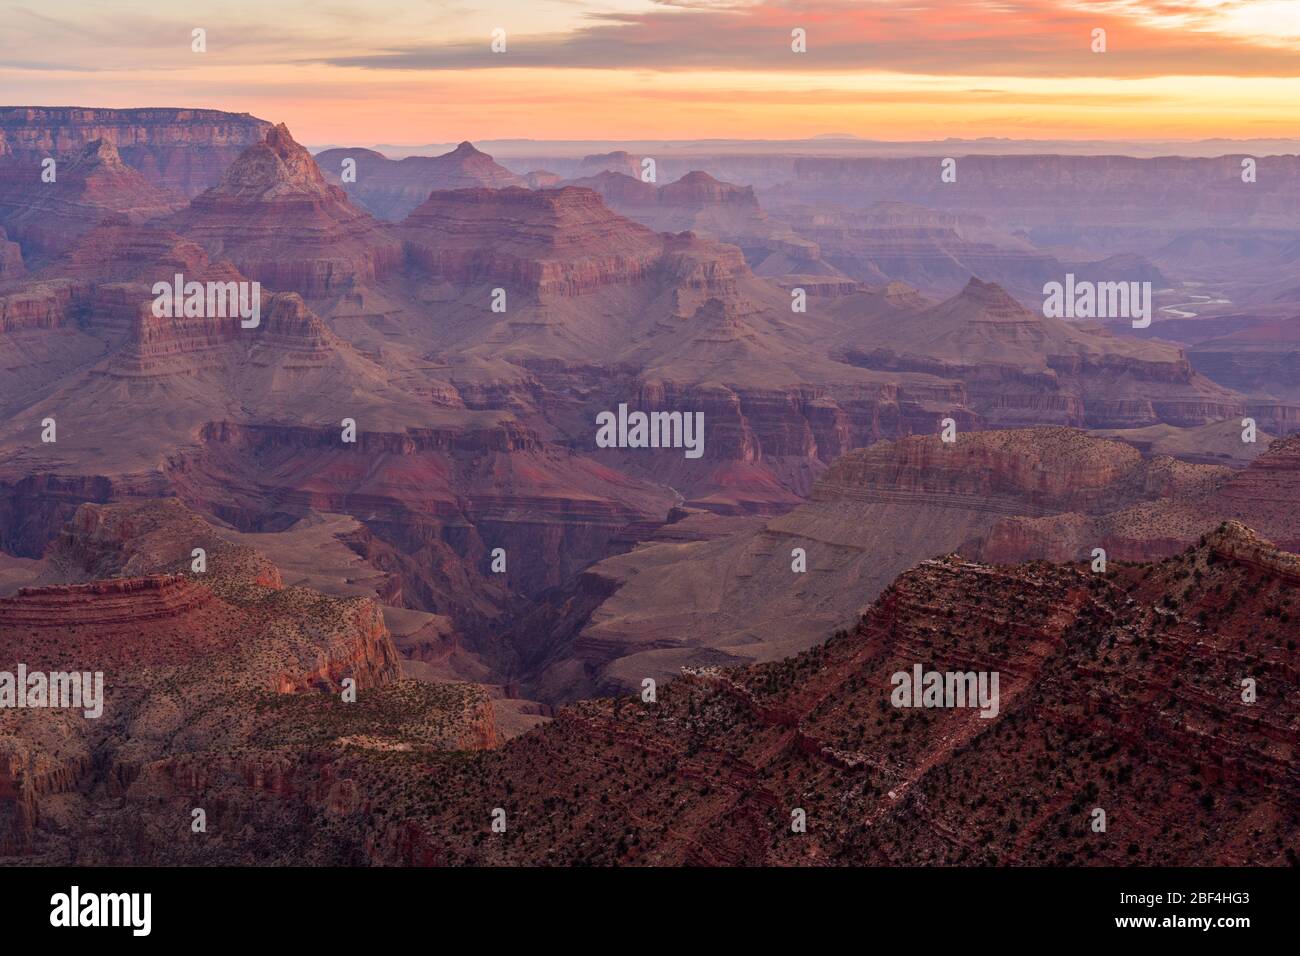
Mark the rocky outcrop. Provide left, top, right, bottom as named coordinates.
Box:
left=0, top=107, right=272, bottom=196
left=399, top=185, right=664, bottom=295
left=0, top=139, right=185, bottom=259
left=0, top=573, right=215, bottom=627
left=343, top=528, right=1300, bottom=865
left=317, top=141, right=526, bottom=220
left=510, top=427, right=1228, bottom=702
left=174, top=124, right=402, bottom=297
left=0, top=500, right=495, bottom=859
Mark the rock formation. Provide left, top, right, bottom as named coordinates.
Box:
left=837, top=277, right=1243, bottom=428
left=22, top=521, right=1291, bottom=865
left=316, top=141, right=526, bottom=220
left=0, top=107, right=272, bottom=196
left=0, top=499, right=496, bottom=860
left=171, top=124, right=402, bottom=297
left=0, top=139, right=185, bottom=260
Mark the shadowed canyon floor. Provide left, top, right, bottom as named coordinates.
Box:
left=0, top=108, right=1295, bottom=866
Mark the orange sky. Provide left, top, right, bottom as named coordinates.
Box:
left=1, top=0, right=1297, bottom=144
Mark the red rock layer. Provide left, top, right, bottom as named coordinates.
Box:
left=0, top=107, right=273, bottom=196
left=399, top=186, right=664, bottom=295
left=0, top=139, right=184, bottom=258
left=174, top=124, right=402, bottom=297
left=374, top=523, right=1299, bottom=865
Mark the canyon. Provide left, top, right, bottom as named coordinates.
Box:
left=0, top=107, right=1294, bottom=866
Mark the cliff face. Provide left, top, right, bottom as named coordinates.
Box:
left=0, top=499, right=494, bottom=860
left=1189, top=318, right=1300, bottom=434
left=380, top=524, right=1299, bottom=866
left=0, top=139, right=185, bottom=259
left=786, top=154, right=1300, bottom=231
left=498, top=428, right=1218, bottom=701
left=568, top=170, right=837, bottom=280
left=399, top=185, right=665, bottom=295
left=163, top=417, right=677, bottom=610
left=173, top=124, right=402, bottom=297
left=11, top=511, right=1291, bottom=864
left=0, top=107, right=272, bottom=196
left=971, top=432, right=1300, bottom=563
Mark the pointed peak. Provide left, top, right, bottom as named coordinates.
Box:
left=72, top=138, right=125, bottom=169
left=955, top=276, right=1034, bottom=317
left=206, top=121, right=331, bottom=199
left=449, top=140, right=486, bottom=158
left=262, top=122, right=305, bottom=159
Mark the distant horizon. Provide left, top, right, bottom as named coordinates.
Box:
left=2, top=1, right=1297, bottom=143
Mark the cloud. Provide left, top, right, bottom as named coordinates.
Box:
left=317, top=0, right=1300, bottom=78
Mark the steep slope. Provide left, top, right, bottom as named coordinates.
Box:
left=0, top=107, right=272, bottom=196
left=0, top=139, right=185, bottom=260
left=173, top=123, right=402, bottom=297
left=392, top=522, right=1300, bottom=865
left=510, top=427, right=1250, bottom=700
left=390, top=184, right=971, bottom=509
left=0, top=498, right=498, bottom=860
left=1189, top=316, right=1300, bottom=435
left=972, top=433, right=1300, bottom=563
left=568, top=170, right=834, bottom=278
left=53, top=522, right=1295, bottom=865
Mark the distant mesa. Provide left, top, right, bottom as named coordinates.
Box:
left=0, top=137, right=185, bottom=262
left=315, top=139, right=526, bottom=220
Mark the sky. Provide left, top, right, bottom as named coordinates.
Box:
left=1, top=0, right=1298, bottom=144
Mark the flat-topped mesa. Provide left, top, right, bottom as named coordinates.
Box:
left=0, top=107, right=274, bottom=196
left=0, top=138, right=185, bottom=258
left=174, top=123, right=402, bottom=297
left=658, top=170, right=760, bottom=210
left=576, top=149, right=642, bottom=178
left=815, top=427, right=1150, bottom=516
left=399, top=185, right=666, bottom=295
left=316, top=139, right=526, bottom=220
